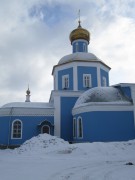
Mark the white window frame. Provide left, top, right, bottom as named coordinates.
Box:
left=11, top=119, right=23, bottom=139
left=83, top=74, right=92, bottom=88
left=41, top=125, right=50, bottom=134
left=77, top=117, right=83, bottom=138
left=73, top=118, right=76, bottom=138
left=62, top=74, right=69, bottom=89
left=102, top=76, right=107, bottom=87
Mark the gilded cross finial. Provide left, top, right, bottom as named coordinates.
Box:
left=78, top=9, right=81, bottom=27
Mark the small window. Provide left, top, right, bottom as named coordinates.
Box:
left=83, top=74, right=92, bottom=88
left=12, top=120, right=22, bottom=139
left=73, top=118, right=76, bottom=138
left=83, top=43, right=86, bottom=52
left=75, top=43, right=78, bottom=52
left=62, top=75, right=69, bottom=89
left=77, top=117, right=83, bottom=138
left=41, top=125, right=50, bottom=134
left=103, top=76, right=107, bottom=87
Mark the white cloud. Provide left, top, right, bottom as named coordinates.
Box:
left=0, top=0, right=135, bottom=106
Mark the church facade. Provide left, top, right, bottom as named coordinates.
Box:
left=0, top=21, right=135, bottom=148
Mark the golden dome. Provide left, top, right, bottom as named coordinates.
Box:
left=69, top=22, right=90, bottom=44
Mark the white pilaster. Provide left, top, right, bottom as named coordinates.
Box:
left=54, top=95, right=61, bottom=137
left=131, top=85, right=135, bottom=128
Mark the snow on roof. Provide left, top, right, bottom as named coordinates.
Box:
left=2, top=102, right=53, bottom=109
left=58, top=52, right=100, bottom=65
left=74, top=86, right=131, bottom=108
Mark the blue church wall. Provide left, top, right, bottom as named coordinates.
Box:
left=61, top=97, right=78, bottom=142
left=72, top=41, right=88, bottom=53
left=0, top=116, right=54, bottom=146
left=58, top=67, right=73, bottom=90
left=100, top=68, right=109, bottom=86
left=74, top=111, right=135, bottom=142
left=0, top=116, right=10, bottom=145
left=77, top=66, right=97, bottom=90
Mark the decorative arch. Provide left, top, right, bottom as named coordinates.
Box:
left=11, top=119, right=23, bottom=139
left=38, top=120, right=54, bottom=135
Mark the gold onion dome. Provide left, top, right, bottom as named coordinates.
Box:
left=69, top=21, right=90, bottom=44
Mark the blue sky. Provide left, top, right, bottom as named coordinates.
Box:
left=0, top=0, right=135, bottom=106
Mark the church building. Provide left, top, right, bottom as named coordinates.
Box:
left=0, top=20, right=135, bottom=148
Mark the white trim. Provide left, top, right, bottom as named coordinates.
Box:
left=53, top=60, right=110, bottom=76
left=130, top=86, right=135, bottom=128
left=41, top=125, right=50, bottom=134
left=72, top=39, right=88, bottom=44
left=0, top=108, right=54, bottom=116
left=11, top=119, right=23, bottom=139
left=77, top=116, right=83, bottom=139
left=73, top=103, right=133, bottom=115
left=54, top=96, right=61, bottom=137
left=73, top=117, right=76, bottom=138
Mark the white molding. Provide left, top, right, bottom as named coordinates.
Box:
left=54, top=96, right=61, bottom=137
left=0, top=108, right=54, bottom=116
left=72, top=39, right=88, bottom=44
left=53, top=60, right=110, bottom=76
left=72, top=103, right=133, bottom=115
left=11, top=119, right=23, bottom=139
left=51, top=90, right=83, bottom=97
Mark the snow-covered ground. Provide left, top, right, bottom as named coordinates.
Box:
left=0, top=134, right=135, bottom=180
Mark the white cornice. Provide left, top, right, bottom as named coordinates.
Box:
left=0, top=108, right=54, bottom=116
left=72, top=102, right=133, bottom=115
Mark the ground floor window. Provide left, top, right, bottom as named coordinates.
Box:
left=41, top=125, right=50, bottom=134
left=11, top=119, right=22, bottom=139
left=77, top=117, right=83, bottom=138
left=73, top=118, right=76, bottom=138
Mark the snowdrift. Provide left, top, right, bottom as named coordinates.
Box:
left=14, top=134, right=75, bottom=155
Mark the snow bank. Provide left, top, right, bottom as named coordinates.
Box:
left=14, top=134, right=74, bottom=155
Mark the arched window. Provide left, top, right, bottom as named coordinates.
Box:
left=83, top=74, right=92, bottom=88
left=62, top=75, right=69, bottom=89
left=11, top=120, right=22, bottom=139
left=41, top=125, right=50, bottom=134
left=77, top=117, right=83, bottom=138
left=103, top=76, right=107, bottom=87
left=73, top=118, right=76, bottom=138
left=75, top=43, right=78, bottom=52
left=83, top=43, right=86, bottom=52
